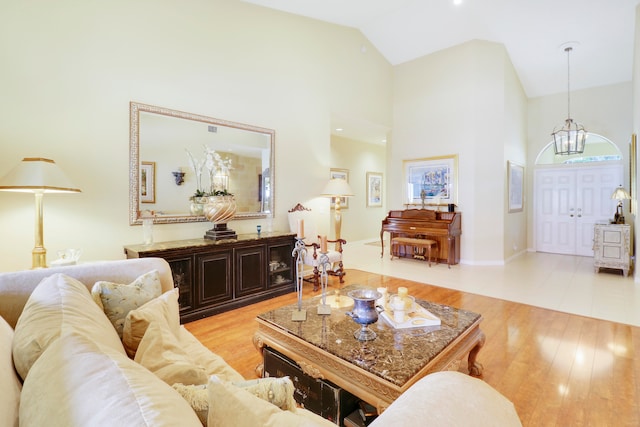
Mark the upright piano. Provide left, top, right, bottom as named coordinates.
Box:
left=380, top=209, right=462, bottom=266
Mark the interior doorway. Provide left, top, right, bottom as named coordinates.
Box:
left=534, top=134, right=624, bottom=256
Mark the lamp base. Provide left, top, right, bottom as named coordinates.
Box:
left=32, top=247, right=47, bottom=269
left=614, top=205, right=626, bottom=224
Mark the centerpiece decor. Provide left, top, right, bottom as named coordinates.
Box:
left=187, top=146, right=237, bottom=240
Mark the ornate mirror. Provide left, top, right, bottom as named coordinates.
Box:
left=129, top=102, right=275, bottom=224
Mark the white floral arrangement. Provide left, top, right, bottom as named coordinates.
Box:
left=186, top=146, right=233, bottom=198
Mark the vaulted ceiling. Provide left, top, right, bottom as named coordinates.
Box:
left=244, top=0, right=640, bottom=99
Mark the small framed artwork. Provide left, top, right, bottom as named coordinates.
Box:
left=366, top=172, right=383, bottom=207
left=330, top=168, right=349, bottom=209
left=508, top=161, right=524, bottom=213
left=140, top=161, right=156, bottom=204
left=403, top=155, right=458, bottom=206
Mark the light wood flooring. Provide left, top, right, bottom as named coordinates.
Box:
left=185, top=269, right=640, bottom=426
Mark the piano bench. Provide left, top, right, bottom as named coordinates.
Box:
left=391, top=237, right=438, bottom=267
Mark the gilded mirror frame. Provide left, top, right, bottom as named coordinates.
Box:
left=129, top=102, right=275, bottom=225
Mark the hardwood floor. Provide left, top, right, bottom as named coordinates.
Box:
left=185, top=269, right=640, bottom=426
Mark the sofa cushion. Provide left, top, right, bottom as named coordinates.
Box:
left=122, top=287, right=180, bottom=358
left=135, top=321, right=208, bottom=386
left=12, top=273, right=125, bottom=380
left=0, top=315, right=20, bottom=427
left=91, top=270, right=162, bottom=338
left=19, top=332, right=202, bottom=427
left=207, top=376, right=336, bottom=427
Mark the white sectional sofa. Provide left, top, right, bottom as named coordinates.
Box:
left=0, top=258, right=522, bottom=426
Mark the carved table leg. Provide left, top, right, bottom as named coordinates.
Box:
left=468, top=330, right=486, bottom=377
left=252, top=333, right=266, bottom=377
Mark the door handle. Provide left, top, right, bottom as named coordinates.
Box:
left=570, top=208, right=574, bottom=218
left=577, top=208, right=582, bottom=218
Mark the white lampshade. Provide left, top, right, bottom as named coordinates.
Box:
left=611, top=186, right=631, bottom=201
left=0, top=157, right=81, bottom=193
left=321, top=178, right=354, bottom=198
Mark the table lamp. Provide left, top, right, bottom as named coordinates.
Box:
left=0, top=158, right=81, bottom=268
left=321, top=178, right=354, bottom=242
left=611, top=186, right=631, bottom=224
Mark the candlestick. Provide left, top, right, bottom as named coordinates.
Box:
left=317, top=251, right=331, bottom=315
left=291, top=237, right=307, bottom=321
left=320, top=235, right=327, bottom=253
left=297, top=219, right=304, bottom=239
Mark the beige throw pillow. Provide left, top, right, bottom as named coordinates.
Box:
left=122, top=287, right=180, bottom=358
left=91, top=270, right=162, bottom=338
left=12, top=273, right=125, bottom=380
left=135, top=321, right=208, bottom=386
left=19, top=332, right=202, bottom=427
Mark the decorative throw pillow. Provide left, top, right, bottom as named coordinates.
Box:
left=12, top=273, right=125, bottom=380
left=173, top=383, right=209, bottom=426
left=91, top=270, right=162, bottom=338
left=122, top=287, right=180, bottom=358
left=232, top=377, right=297, bottom=412
left=135, top=321, right=208, bottom=386
left=207, top=376, right=336, bottom=427
left=173, top=377, right=295, bottom=426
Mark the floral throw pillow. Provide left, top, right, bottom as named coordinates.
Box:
left=91, top=270, right=162, bottom=338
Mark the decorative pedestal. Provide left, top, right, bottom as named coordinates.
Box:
left=204, top=224, right=237, bottom=241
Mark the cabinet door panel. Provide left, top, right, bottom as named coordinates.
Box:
left=235, top=245, right=266, bottom=297
left=197, top=251, right=232, bottom=306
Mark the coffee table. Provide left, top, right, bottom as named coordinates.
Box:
left=253, top=286, right=485, bottom=413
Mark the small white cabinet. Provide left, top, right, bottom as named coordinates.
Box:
left=593, top=224, right=632, bottom=276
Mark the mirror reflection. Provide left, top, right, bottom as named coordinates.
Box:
left=129, top=102, right=275, bottom=224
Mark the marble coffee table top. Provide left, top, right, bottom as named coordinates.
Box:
left=257, top=284, right=481, bottom=387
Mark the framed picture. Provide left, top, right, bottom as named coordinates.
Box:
left=508, top=161, right=524, bottom=213
left=140, top=161, right=156, bottom=204
left=366, top=172, right=383, bottom=207
left=403, top=155, right=458, bottom=206
left=329, top=168, right=349, bottom=209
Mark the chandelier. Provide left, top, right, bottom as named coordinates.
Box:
left=552, top=46, right=587, bottom=155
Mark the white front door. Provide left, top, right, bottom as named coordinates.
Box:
left=535, top=163, right=622, bottom=256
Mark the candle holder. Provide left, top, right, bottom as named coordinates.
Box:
left=317, top=251, right=331, bottom=315
left=291, top=237, right=307, bottom=321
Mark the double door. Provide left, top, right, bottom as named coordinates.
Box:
left=535, top=164, right=622, bottom=256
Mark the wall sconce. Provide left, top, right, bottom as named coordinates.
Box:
left=172, top=170, right=185, bottom=186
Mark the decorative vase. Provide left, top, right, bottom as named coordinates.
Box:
left=345, top=289, right=383, bottom=341
left=203, top=195, right=237, bottom=241
left=203, top=195, right=236, bottom=224
left=190, top=196, right=208, bottom=216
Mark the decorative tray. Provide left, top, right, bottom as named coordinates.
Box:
left=380, top=303, right=441, bottom=329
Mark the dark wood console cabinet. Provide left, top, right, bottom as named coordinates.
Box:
left=124, top=232, right=295, bottom=323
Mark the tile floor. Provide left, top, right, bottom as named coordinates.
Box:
left=343, top=239, right=640, bottom=327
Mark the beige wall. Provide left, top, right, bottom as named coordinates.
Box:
left=0, top=0, right=393, bottom=271
left=392, top=40, right=528, bottom=264
left=0, top=1, right=635, bottom=271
